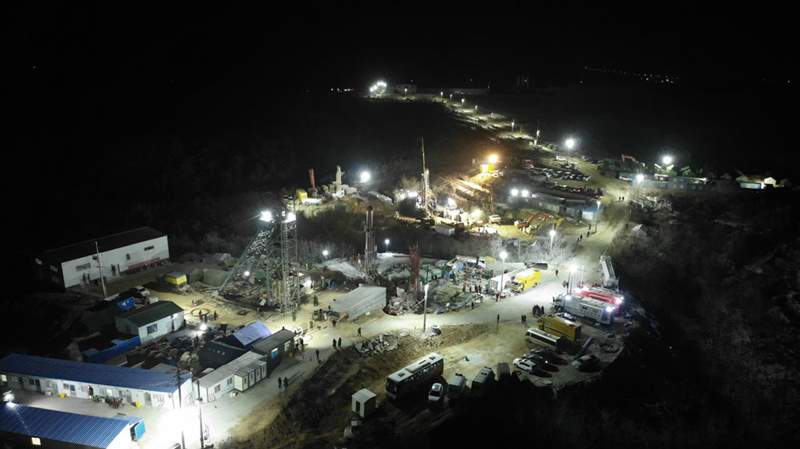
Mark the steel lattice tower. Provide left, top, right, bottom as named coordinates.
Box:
left=279, top=204, right=299, bottom=312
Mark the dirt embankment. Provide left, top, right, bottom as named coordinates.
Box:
left=220, top=324, right=489, bottom=449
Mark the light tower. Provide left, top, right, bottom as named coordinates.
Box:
left=364, top=206, right=376, bottom=274
left=280, top=202, right=299, bottom=313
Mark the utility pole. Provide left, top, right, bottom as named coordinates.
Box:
left=196, top=380, right=205, bottom=449
left=177, top=366, right=186, bottom=449
left=94, top=241, right=107, bottom=298
left=422, top=283, right=429, bottom=333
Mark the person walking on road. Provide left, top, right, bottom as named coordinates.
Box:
left=338, top=337, right=342, bottom=349
left=278, top=377, right=282, bottom=389
left=357, top=327, right=362, bottom=337
left=555, top=269, right=559, bottom=277
left=332, top=338, right=337, bottom=350
left=284, top=377, right=289, bottom=388
left=316, top=349, right=320, bottom=362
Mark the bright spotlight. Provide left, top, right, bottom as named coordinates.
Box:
left=360, top=171, right=371, bottom=183
left=243, top=270, right=251, bottom=278
left=284, top=212, right=297, bottom=223
left=521, top=189, right=530, bottom=198
left=605, top=305, right=615, bottom=313
left=322, top=249, right=329, bottom=257
left=447, top=197, right=456, bottom=207
left=510, top=188, right=519, bottom=197
left=635, top=173, right=645, bottom=183
left=549, top=229, right=557, bottom=237
left=488, top=154, right=499, bottom=164
left=200, top=323, right=208, bottom=332
left=661, top=155, right=674, bottom=165
left=499, top=251, right=508, bottom=260
left=259, top=210, right=273, bottom=223
left=569, top=263, right=577, bottom=273
left=384, top=238, right=390, bottom=246
left=471, top=208, right=482, bottom=218
left=564, top=137, right=577, bottom=150
left=303, top=278, right=312, bottom=288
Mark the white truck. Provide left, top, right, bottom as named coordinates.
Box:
left=553, top=294, right=614, bottom=325
left=432, top=224, right=455, bottom=236
left=600, top=255, right=619, bottom=289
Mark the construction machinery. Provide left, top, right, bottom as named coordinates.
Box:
left=553, top=294, right=615, bottom=325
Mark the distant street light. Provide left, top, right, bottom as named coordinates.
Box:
left=521, top=189, right=530, bottom=198
left=360, top=171, right=371, bottom=183
left=549, top=228, right=557, bottom=251
left=440, top=91, right=444, bottom=97
left=594, top=200, right=601, bottom=232
left=449, top=94, right=453, bottom=100
left=474, top=105, right=478, bottom=112
left=565, top=137, right=577, bottom=150
left=635, top=173, right=645, bottom=184
left=661, top=154, right=674, bottom=166
left=510, top=188, right=519, bottom=197
left=243, top=270, right=251, bottom=278
left=511, top=120, right=515, bottom=132
left=404, top=87, right=408, bottom=96
left=322, top=249, right=329, bottom=258
left=384, top=238, right=390, bottom=251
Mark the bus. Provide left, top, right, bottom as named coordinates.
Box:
left=525, top=328, right=560, bottom=348
left=385, top=353, right=444, bottom=400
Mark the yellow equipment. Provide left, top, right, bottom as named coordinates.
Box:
left=539, top=315, right=582, bottom=341
left=164, top=272, right=187, bottom=286
left=510, top=269, right=541, bottom=293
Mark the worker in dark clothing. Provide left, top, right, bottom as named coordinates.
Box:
left=555, top=269, right=559, bottom=277
left=357, top=327, right=362, bottom=337
left=278, top=378, right=282, bottom=389
left=284, top=377, right=289, bottom=388
left=338, top=337, right=342, bottom=348
left=333, top=338, right=337, bottom=350
left=316, top=349, right=320, bottom=361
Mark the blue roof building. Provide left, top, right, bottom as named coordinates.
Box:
left=231, top=321, right=271, bottom=347
left=0, top=353, right=192, bottom=409
left=0, top=404, right=144, bottom=449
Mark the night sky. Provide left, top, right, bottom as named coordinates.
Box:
left=6, top=2, right=794, bottom=255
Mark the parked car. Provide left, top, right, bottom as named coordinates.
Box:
left=572, top=354, right=601, bottom=372
left=428, top=382, right=444, bottom=404
left=133, top=286, right=151, bottom=298
left=532, top=348, right=568, bottom=365
left=523, top=353, right=557, bottom=372
left=512, top=357, right=536, bottom=374
left=488, top=214, right=502, bottom=224
left=447, top=374, right=467, bottom=399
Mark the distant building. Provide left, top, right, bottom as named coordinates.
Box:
left=114, top=301, right=185, bottom=345
left=0, top=353, right=192, bottom=408
left=0, top=404, right=145, bottom=449
left=736, top=175, right=777, bottom=190
left=34, top=227, right=169, bottom=290
left=199, top=340, right=248, bottom=369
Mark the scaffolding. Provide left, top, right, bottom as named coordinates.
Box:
left=219, top=202, right=299, bottom=311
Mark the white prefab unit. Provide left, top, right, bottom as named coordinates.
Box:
left=554, top=294, right=614, bottom=325
left=196, top=351, right=266, bottom=402
left=599, top=255, right=619, bottom=289
left=330, top=286, right=386, bottom=320
left=36, top=227, right=169, bottom=289
left=352, top=388, right=377, bottom=418
left=114, top=301, right=185, bottom=345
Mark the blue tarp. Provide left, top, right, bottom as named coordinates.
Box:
left=0, top=353, right=190, bottom=393
left=232, top=321, right=271, bottom=347
left=82, top=335, right=141, bottom=363
left=0, top=404, right=143, bottom=448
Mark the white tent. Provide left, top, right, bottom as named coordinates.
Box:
left=331, top=285, right=387, bottom=319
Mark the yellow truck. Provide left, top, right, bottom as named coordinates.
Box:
left=510, top=269, right=542, bottom=294
left=539, top=315, right=582, bottom=342
left=164, top=272, right=188, bottom=288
